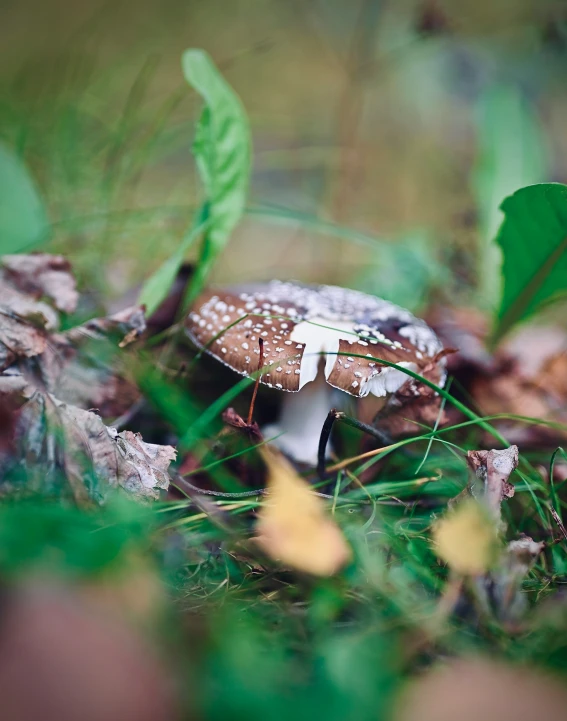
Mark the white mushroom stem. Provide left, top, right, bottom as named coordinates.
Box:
left=262, top=371, right=334, bottom=466
left=261, top=319, right=417, bottom=465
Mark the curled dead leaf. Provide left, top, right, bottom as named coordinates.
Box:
left=58, top=401, right=175, bottom=501
left=255, top=447, right=351, bottom=576
left=63, top=305, right=146, bottom=347
left=0, top=253, right=80, bottom=370
left=0, top=253, right=144, bottom=417
left=0, top=310, right=47, bottom=370
left=0, top=255, right=162, bottom=503
left=107, top=427, right=176, bottom=499
left=439, top=445, right=542, bottom=623
left=1, top=253, right=79, bottom=314
left=10, top=392, right=175, bottom=503
left=466, top=446, right=518, bottom=525
left=40, top=306, right=145, bottom=416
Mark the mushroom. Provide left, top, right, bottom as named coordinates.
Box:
left=186, top=281, right=445, bottom=464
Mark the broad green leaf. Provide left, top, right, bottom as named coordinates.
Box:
left=181, top=49, right=251, bottom=306
left=0, top=143, right=49, bottom=253
left=472, top=86, right=547, bottom=309
left=492, top=183, right=567, bottom=343
left=137, top=50, right=250, bottom=315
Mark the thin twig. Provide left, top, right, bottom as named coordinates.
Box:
left=317, top=408, right=340, bottom=480
left=247, top=337, right=264, bottom=426
left=334, top=412, right=392, bottom=444
left=172, top=473, right=372, bottom=503
left=318, top=409, right=394, bottom=478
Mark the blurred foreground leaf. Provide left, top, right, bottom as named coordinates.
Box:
left=432, top=499, right=499, bottom=576
left=0, top=143, right=49, bottom=254
left=492, top=183, right=567, bottom=344
left=256, top=447, right=351, bottom=576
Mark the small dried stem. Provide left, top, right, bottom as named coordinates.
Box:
left=247, top=337, right=264, bottom=426
left=317, top=408, right=340, bottom=480
left=318, top=410, right=393, bottom=480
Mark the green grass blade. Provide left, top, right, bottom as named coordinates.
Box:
left=138, top=211, right=208, bottom=315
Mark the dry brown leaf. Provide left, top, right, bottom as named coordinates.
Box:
left=0, top=255, right=158, bottom=501
left=0, top=311, right=48, bottom=370
left=62, top=305, right=146, bottom=346
left=430, top=311, right=567, bottom=445
left=10, top=393, right=175, bottom=502
left=255, top=446, right=351, bottom=576
left=52, top=400, right=175, bottom=501
left=0, top=258, right=144, bottom=400
left=0, top=288, right=59, bottom=331
left=39, top=306, right=145, bottom=416
left=438, top=445, right=543, bottom=623
left=1, top=253, right=79, bottom=314
left=108, top=428, right=176, bottom=498
left=0, top=368, right=29, bottom=399
left=433, top=449, right=519, bottom=576
left=0, top=254, right=78, bottom=369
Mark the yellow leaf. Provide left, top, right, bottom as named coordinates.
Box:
left=432, top=500, right=499, bottom=576
left=255, top=447, right=351, bottom=576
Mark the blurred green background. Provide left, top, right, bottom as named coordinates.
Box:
left=1, top=0, right=566, bottom=310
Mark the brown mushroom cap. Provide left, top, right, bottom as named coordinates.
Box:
left=186, top=281, right=445, bottom=398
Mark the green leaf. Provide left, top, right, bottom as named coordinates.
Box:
left=181, top=49, right=251, bottom=307
left=0, top=143, right=49, bottom=254
left=137, top=51, right=250, bottom=315
left=472, top=86, right=547, bottom=308
left=492, top=183, right=567, bottom=343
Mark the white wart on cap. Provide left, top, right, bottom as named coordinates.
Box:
left=186, top=281, right=445, bottom=398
